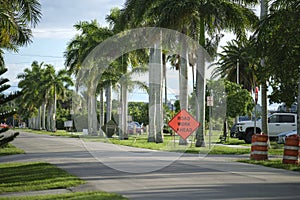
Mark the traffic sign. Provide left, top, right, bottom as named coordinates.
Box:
left=168, top=109, right=201, bottom=140
left=207, top=96, right=214, bottom=106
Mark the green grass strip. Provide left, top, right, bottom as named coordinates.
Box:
left=0, top=144, right=24, bottom=156
left=0, top=191, right=128, bottom=200
left=238, top=159, right=300, bottom=172
left=0, top=162, right=84, bottom=194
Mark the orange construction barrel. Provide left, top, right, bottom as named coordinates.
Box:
left=250, top=133, right=268, bottom=160
left=282, top=134, right=299, bottom=165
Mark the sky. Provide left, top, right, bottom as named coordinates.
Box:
left=2, top=0, right=279, bottom=110
left=4, top=0, right=126, bottom=90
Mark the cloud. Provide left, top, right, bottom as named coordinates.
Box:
left=35, top=0, right=126, bottom=39
left=32, top=28, right=78, bottom=39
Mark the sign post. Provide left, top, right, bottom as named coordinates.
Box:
left=254, top=86, right=259, bottom=134
left=168, top=109, right=200, bottom=144
left=207, top=93, right=214, bottom=149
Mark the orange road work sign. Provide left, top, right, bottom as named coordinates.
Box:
left=168, top=109, right=201, bottom=140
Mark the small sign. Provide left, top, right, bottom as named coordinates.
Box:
left=207, top=96, right=214, bottom=107
left=64, top=120, right=73, bottom=127
left=168, top=109, right=201, bottom=140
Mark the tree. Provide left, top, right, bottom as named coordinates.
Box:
left=65, top=20, right=114, bottom=135
left=0, top=0, right=41, bottom=145
left=0, top=0, right=41, bottom=51
left=123, top=0, right=259, bottom=146
left=106, top=8, right=149, bottom=140
left=18, top=62, right=73, bottom=132
left=17, top=61, right=45, bottom=130
left=212, top=38, right=259, bottom=92
left=42, top=65, right=73, bottom=132
left=0, top=66, right=20, bottom=147
left=255, top=0, right=300, bottom=135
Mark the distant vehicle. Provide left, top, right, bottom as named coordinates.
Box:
left=163, top=124, right=172, bottom=135
left=230, top=123, right=237, bottom=138
left=0, top=123, right=9, bottom=129
left=277, top=130, right=297, bottom=144
left=236, top=113, right=297, bottom=143
left=128, top=121, right=143, bottom=134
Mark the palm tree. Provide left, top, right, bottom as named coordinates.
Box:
left=17, top=61, right=45, bottom=130
left=0, top=0, right=41, bottom=51
left=212, top=39, right=259, bottom=92
left=42, top=65, right=73, bottom=132
left=1, top=0, right=41, bottom=130
left=65, top=20, right=114, bottom=135
left=106, top=8, right=150, bottom=140
left=122, top=0, right=259, bottom=146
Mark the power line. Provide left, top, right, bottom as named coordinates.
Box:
left=6, top=52, right=63, bottom=59
left=6, top=60, right=64, bottom=65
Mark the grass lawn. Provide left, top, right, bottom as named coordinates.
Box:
left=15, top=128, right=285, bottom=156
left=82, top=134, right=252, bottom=155
left=0, top=144, right=24, bottom=156
left=13, top=128, right=80, bottom=138
left=1, top=191, right=128, bottom=200
left=0, top=162, right=84, bottom=194
left=0, top=162, right=128, bottom=200
left=238, top=159, right=300, bottom=172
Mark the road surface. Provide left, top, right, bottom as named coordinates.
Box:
left=1, top=131, right=300, bottom=200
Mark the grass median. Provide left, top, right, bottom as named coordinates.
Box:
left=0, top=162, right=127, bottom=200
left=0, top=144, right=24, bottom=156
left=0, top=162, right=84, bottom=194
left=238, top=159, right=300, bottom=172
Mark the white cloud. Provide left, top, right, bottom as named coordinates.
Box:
left=33, top=28, right=78, bottom=39
left=34, top=0, right=126, bottom=39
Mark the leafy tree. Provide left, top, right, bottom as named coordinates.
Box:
left=256, top=0, right=300, bottom=108
left=255, top=0, right=300, bottom=136
left=128, top=102, right=149, bottom=125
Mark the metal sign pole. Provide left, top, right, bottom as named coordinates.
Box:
left=207, top=90, right=213, bottom=149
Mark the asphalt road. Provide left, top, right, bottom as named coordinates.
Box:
left=1, top=131, right=300, bottom=200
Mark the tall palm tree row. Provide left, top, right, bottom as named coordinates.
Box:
left=17, top=62, right=73, bottom=132
left=121, top=0, right=259, bottom=145
left=65, top=9, right=149, bottom=137
left=64, top=20, right=114, bottom=135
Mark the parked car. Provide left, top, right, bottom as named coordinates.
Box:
left=127, top=121, right=143, bottom=134
left=230, top=123, right=237, bottom=138
left=277, top=130, right=297, bottom=144
left=0, top=123, right=9, bottom=129
left=236, top=113, right=297, bottom=143
left=163, top=124, right=173, bottom=135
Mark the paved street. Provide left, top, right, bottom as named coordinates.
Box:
left=1, top=131, right=300, bottom=200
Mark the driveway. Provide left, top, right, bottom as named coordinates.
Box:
left=1, top=131, right=300, bottom=200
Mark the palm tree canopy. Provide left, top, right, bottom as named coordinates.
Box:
left=0, top=0, right=41, bottom=51
left=64, top=20, right=114, bottom=75
left=212, top=38, right=259, bottom=91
